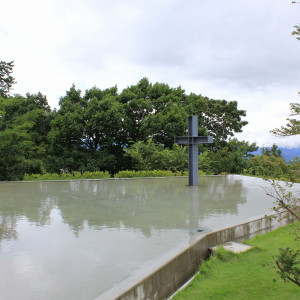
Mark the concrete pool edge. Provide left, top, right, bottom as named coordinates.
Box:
left=95, top=213, right=288, bottom=300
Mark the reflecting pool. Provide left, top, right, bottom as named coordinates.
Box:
left=0, top=175, right=298, bottom=299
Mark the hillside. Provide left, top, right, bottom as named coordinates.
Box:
left=252, top=147, right=300, bottom=163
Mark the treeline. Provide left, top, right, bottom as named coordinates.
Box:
left=0, top=75, right=298, bottom=181
left=0, top=77, right=250, bottom=180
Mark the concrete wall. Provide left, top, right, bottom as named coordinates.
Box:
left=96, top=214, right=286, bottom=300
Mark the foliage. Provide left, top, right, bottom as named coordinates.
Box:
left=200, top=138, right=258, bottom=174
left=0, top=93, right=52, bottom=180
left=113, top=170, right=188, bottom=178
left=291, top=1, right=300, bottom=40
left=261, top=144, right=283, bottom=158
left=265, top=180, right=300, bottom=225
left=244, top=155, right=290, bottom=179
left=292, top=25, right=300, bottom=40
left=23, top=171, right=111, bottom=181
left=45, top=78, right=248, bottom=176
left=274, top=247, right=300, bottom=287
left=0, top=124, right=32, bottom=181
left=265, top=179, right=300, bottom=288
left=125, top=139, right=188, bottom=172
left=289, top=156, right=300, bottom=178
left=125, top=138, right=258, bottom=175
left=23, top=170, right=191, bottom=180
left=1, top=77, right=250, bottom=180
left=268, top=76, right=300, bottom=287
left=0, top=61, right=16, bottom=97
left=270, top=103, right=300, bottom=136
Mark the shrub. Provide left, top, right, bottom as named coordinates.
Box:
left=114, top=170, right=187, bottom=178
left=23, top=171, right=111, bottom=181
left=244, top=155, right=290, bottom=179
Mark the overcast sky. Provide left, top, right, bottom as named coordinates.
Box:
left=1, top=0, right=300, bottom=148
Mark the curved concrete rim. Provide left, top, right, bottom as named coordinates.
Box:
left=95, top=213, right=288, bottom=300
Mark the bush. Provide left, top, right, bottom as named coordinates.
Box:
left=125, top=140, right=188, bottom=172
left=114, top=170, right=188, bottom=178
left=23, top=170, right=190, bottom=180
left=23, top=169, right=209, bottom=180
left=244, top=155, right=290, bottom=179
left=23, top=171, right=111, bottom=181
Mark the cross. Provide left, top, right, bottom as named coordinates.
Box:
left=174, top=116, right=213, bottom=186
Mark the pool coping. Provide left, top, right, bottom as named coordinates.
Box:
left=95, top=213, right=288, bottom=300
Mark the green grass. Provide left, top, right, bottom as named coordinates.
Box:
left=173, top=223, right=300, bottom=300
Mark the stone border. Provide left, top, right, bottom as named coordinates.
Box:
left=95, top=214, right=287, bottom=300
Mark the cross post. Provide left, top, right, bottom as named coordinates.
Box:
left=174, top=116, right=213, bottom=186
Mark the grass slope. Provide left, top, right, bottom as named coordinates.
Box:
left=173, top=223, right=300, bottom=300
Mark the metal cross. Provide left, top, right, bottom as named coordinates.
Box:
left=174, top=116, right=213, bottom=186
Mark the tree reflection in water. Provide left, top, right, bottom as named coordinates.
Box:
left=0, top=176, right=271, bottom=243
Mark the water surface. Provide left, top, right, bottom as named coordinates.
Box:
left=0, top=175, right=296, bottom=299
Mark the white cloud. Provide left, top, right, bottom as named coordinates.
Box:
left=1, top=0, right=300, bottom=147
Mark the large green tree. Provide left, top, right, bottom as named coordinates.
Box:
left=47, top=78, right=248, bottom=174
left=0, top=93, right=52, bottom=179
left=0, top=61, right=16, bottom=98
left=0, top=76, right=249, bottom=178
left=0, top=61, right=53, bottom=180
left=120, top=78, right=248, bottom=148
left=48, top=85, right=131, bottom=173
left=47, top=85, right=87, bottom=172
left=199, top=138, right=258, bottom=174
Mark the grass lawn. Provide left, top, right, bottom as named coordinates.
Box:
left=173, top=222, right=300, bottom=300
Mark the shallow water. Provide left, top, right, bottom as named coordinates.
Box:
left=0, top=175, right=297, bottom=299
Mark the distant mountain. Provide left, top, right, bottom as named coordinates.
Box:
left=251, top=147, right=300, bottom=163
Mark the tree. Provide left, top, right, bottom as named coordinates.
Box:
left=289, top=156, right=300, bottom=178
left=126, top=138, right=258, bottom=175
left=272, top=3, right=300, bottom=138
left=0, top=61, right=16, bottom=97
left=197, top=98, right=248, bottom=143
left=274, top=247, right=300, bottom=287
left=47, top=79, right=249, bottom=175
left=268, top=14, right=300, bottom=281
left=0, top=124, right=33, bottom=180
left=125, top=139, right=188, bottom=172
left=265, top=180, right=300, bottom=287
left=48, top=85, right=131, bottom=174
left=201, top=138, right=258, bottom=174
left=47, top=85, right=86, bottom=172
left=270, top=103, right=300, bottom=136
left=119, top=78, right=248, bottom=148
left=83, top=86, right=130, bottom=173
left=261, top=144, right=283, bottom=158
left=292, top=25, right=300, bottom=40
left=246, top=155, right=289, bottom=179
left=0, top=92, right=52, bottom=179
